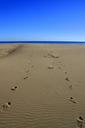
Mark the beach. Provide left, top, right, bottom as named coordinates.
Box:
left=0, top=44, right=85, bottom=128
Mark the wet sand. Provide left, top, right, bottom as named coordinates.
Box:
left=0, top=44, right=85, bottom=128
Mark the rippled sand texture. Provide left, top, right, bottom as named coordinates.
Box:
left=0, top=44, right=85, bottom=128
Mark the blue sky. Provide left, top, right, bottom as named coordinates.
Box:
left=0, top=0, right=85, bottom=41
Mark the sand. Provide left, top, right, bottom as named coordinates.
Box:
left=0, top=44, right=85, bottom=128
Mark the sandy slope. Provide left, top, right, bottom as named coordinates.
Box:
left=0, top=44, right=85, bottom=128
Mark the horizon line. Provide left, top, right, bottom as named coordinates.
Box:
left=0, top=41, right=85, bottom=44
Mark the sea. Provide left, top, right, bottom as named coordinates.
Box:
left=0, top=41, right=85, bottom=44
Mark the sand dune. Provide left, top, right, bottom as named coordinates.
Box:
left=0, top=44, right=85, bottom=128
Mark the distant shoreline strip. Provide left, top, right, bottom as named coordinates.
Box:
left=0, top=41, right=85, bottom=44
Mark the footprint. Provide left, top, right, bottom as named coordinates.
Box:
left=48, top=65, right=54, bottom=69
left=65, top=77, right=70, bottom=82
left=26, top=69, right=30, bottom=73
left=65, top=71, right=67, bottom=74
left=68, top=97, right=77, bottom=104
left=11, top=86, right=17, bottom=91
left=48, top=52, right=60, bottom=59
left=69, top=85, right=72, bottom=89
left=23, top=76, right=29, bottom=80
left=0, top=102, right=11, bottom=112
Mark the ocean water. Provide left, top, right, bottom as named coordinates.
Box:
left=0, top=41, right=85, bottom=44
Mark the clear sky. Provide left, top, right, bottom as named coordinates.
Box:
left=0, top=0, right=85, bottom=41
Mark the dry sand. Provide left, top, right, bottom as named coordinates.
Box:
left=0, top=44, right=85, bottom=128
